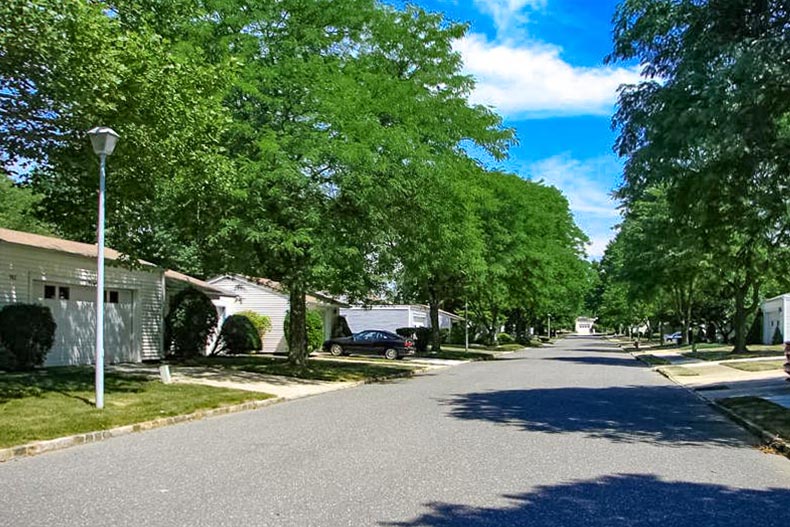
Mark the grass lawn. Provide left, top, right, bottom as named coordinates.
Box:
left=659, top=365, right=700, bottom=377
left=177, top=355, right=418, bottom=382
left=636, top=354, right=672, bottom=366
left=719, top=397, right=790, bottom=442
left=417, top=350, right=498, bottom=361
left=0, top=367, right=269, bottom=448
left=721, top=360, right=787, bottom=372
left=682, top=346, right=784, bottom=362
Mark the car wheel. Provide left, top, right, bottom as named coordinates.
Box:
left=330, top=344, right=344, bottom=357
left=384, top=348, right=399, bottom=360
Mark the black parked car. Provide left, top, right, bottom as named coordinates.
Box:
left=322, top=330, right=415, bottom=360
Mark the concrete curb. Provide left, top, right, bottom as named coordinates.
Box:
left=648, top=361, right=790, bottom=461
left=0, top=369, right=419, bottom=463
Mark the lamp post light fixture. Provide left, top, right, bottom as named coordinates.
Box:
left=87, top=127, right=120, bottom=410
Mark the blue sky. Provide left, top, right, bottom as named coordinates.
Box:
left=402, top=0, right=641, bottom=258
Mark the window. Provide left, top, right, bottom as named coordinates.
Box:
left=44, top=285, right=56, bottom=299
left=58, top=287, right=70, bottom=300
left=106, top=290, right=119, bottom=304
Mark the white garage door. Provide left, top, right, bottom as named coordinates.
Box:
left=35, top=281, right=135, bottom=366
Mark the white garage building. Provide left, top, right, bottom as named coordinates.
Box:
left=761, top=294, right=790, bottom=345
left=340, top=305, right=463, bottom=334
left=0, top=228, right=227, bottom=366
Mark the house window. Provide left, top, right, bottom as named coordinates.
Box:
left=58, top=286, right=70, bottom=300
left=44, top=285, right=56, bottom=299
left=106, top=290, right=119, bottom=304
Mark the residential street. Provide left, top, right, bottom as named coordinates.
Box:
left=3, top=337, right=790, bottom=527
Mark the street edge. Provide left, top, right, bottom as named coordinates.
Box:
left=0, top=369, right=418, bottom=463
left=643, top=356, right=790, bottom=460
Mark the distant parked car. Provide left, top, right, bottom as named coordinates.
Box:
left=664, top=332, right=682, bottom=344
left=322, top=330, right=416, bottom=360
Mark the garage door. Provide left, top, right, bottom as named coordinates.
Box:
left=35, top=281, right=135, bottom=366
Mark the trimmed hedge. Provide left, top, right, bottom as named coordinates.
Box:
left=284, top=310, right=324, bottom=352
left=165, top=287, right=218, bottom=358
left=497, top=333, right=515, bottom=345
left=217, top=314, right=262, bottom=354
left=237, top=310, right=272, bottom=341
left=772, top=325, right=784, bottom=345
left=0, top=304, right=56, bottom=371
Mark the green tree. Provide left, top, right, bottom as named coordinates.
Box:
left=609, top=0, right=790, bottom=352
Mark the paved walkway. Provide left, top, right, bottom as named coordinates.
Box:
left=3, top=336, right=790, bottom=526
left=630, top=348, right=790, bottom=408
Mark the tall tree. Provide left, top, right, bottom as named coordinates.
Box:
left=609, top=0, right=790, bottom=351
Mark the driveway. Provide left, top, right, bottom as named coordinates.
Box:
left=2, top=336, right=790, bottom=526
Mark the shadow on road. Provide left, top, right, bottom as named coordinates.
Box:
left=547, top=356, right=644, bottom=368
left=382, top=473, right=790, bottom=526
left=440, top=386, right=747, bottom=446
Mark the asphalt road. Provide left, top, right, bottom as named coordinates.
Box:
left=3, top=336, right=790, bottom=527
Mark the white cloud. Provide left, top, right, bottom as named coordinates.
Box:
left=524, top=154, right=623, bottom=259
left=454, top=33, right=642, bottom=119
left=472, top=0, right=546, bottom=35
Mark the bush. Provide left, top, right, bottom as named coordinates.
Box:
left=284, top=310, right=325, bottom=352
left=448, top=324, right=466, bottom=345
left=165, top=288, right=218, bottom=358
left=497, top=333, right=515, bottom=344
left=217, top=314, right=262, bottom=354
left=772, top=325, right=784, bottom=345
left=395, top=327, right=431, bottom=352
left=237, top=310, right=272, bottom=341
left=0, top=304, right=56, bottom=371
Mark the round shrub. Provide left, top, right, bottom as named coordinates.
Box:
left=0, top=304, right=56, bottom=371
left=237, top=310, right=272, bottom=342
left=497, top=333, right=515, bottom=345
left=772, top=325, right=784, bottom=345
left=284, top=310, right=324, bottom=352
left=218, top=314, right=262, bottom=354
left=165, top=288, right=218, bottom=358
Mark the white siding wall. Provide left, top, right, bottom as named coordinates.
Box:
left=341, top=307, right=411, bottom=333
left=210, top=276, right=290, bottom=353
left=762, top=296, right=790, bottom=345
left=0, top=243, right=164, bottom=365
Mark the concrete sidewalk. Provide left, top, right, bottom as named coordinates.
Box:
left=650, top=358, right=790, bottom=408
left=109, top=355, right=456, bottom=400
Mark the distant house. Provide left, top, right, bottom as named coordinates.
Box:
left=340, top=305, right=463, bottom=334
left=0, top=228, right=229, bottom=366
left=761, top=294, right=790, bottom=344
left=208, top=275, right=347, bottom=353
left=575, top=317, right=596, bottom=335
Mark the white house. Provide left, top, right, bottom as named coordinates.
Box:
left=208, top=275, right=346, bottom=353
left=0, top=228, right=230, bottom=366
left=575, top=317, right=596, bottom=335
left=761, top=294, right=790, bottom=345
left=340, top=305, right=463, bottom=334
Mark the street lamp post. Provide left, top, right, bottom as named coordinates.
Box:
left=464, top=298, right=469, bottom=353
left=87, top=127, right=120, bottom=410
left=547, top=313, right=552, bottom=339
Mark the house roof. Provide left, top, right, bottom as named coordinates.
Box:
left=0, top=227, right=226, bottom=296
left=210, top=274, right=349, bottom=307
left=0, top=227, right=155, bottom=267
left=164, top=270, right=229, bottom=297
left=342, top=304, right=465, bottom=320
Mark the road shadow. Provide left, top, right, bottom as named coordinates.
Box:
left=440, top=385, right=747, bottom=447
left=547, top=356, right=644, bottom=368
left=382, top=473, right=790, bottom=526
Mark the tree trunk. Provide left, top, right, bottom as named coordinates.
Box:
left=287, top=283, right=308, bottom=367
left=732, top=285, right=749, bottom=353
left=429, top=298, right=442, bottom=352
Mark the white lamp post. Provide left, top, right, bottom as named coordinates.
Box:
left=87, top=127, right=120, bottom=410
